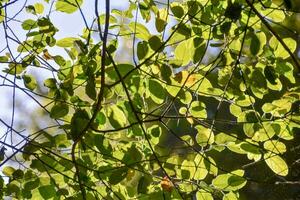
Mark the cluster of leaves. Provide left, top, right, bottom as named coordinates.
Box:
left=0, top=0, right=300, bottom=199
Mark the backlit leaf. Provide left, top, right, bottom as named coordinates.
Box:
left=129, top=22, right=151, bottom=40
left=196, top=189, right=213, bottom=200
left=264, top=153, right=289, bottom=176
left=108, top=105, right=127, bottom=128
left=23, top=74, right=37, bottom=91
left=148, top=79, right=165, bottom=104
left=50, top=103, right=69, bottom=119
left=55, top=0, right=83, bottom=13
left=212, top=170, right=246, bottom=191
left=137, top=41, right=148, bottom=60
left=38, top=185, right=56, bottom=199
left=56, top=37, right=78, bottom=47
left=196, top=125, right=214, bottom=147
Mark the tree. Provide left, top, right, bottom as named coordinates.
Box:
left=0, top=0, right=300, bottom=199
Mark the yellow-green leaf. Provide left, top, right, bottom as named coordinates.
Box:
left=55, top=0, right=83, bottom=14
left=148, top=79, right=165, bottom=104
left=264, top=140, right=286, bottom=154
left=264, top=153, right=288, bottom=176
left=56, top=37, right=78, bottom=47
left=129, top=22, right=151, bottom=40
left=275, top=38, right=297, bottom=59
left=196, top=125, right=214, bottom=147
left=174, top=39, right=194, bottom=66
left=23, top=74, right=37, bottom=91
left=196, top=189, right=213, bottom=200
left=34, top=3, right=44, bottom=14
left=108, top=105, right=127, bottom=128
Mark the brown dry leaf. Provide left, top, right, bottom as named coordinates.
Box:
left=174, top=71, right=197, bottom=87
left=43, top=49, right=53, bottom=60
left=160, top=176, right=174, bottom=192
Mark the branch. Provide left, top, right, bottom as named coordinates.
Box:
left=71, top=0, right=110, bottom=199
left=275, top=181, right=300, bottom=185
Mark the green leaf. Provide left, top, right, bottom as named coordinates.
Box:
left=98, top=14, right=117, bottom=24
left=174, top=39, right=194, bottom=66
left=155, top=18, right=166, bottom=33
left=3, top=166, right=15, bottom=176
left=108, top=105, right=127, bottom=129
left=250, top=33, right=260, bottom=56
left=208, top=156, right=218, bottom=176
left=96, top=111, right=106, bottom=125
left=170, top=3, right=184, bottom=18
left=212, top=170, right=246, bottom=191
left=180, top=160, right=195, bottom=179
left=56, top=37, right=78, bottom=47
left=53, top=55, right=66, bottom=66
left=129, top=22, right=151, bottom=40
left=37, top=17, right=53, bottom=27
left=264, top=9, right=285, bottom=23
left=12, top=169, right=24, bottom=179
left=55, top=0, right=83, bottom=13
left=264, top=153, right=289, bottom=176
left=137, top=41, right=148, bottom=60
left=240, top=142, right=260, bottom=155
left=138, top=176, right=152, bottom=194
left=109, top=168, right=128, bottom=185
left=22, top=19, right=37, bottom=30
left=38, top=185, right=56, bottom=199
left=196, top=189, right=213, bottom=200
left=193, top=44, right=206, bottom=63
left=92, top=134, right=111, bottom=155
left=194, top=154, right=209, bottom=180
left=274, top=38, right=297, bottom=59
left=166, top=85, right=192, bottom=104
left=176, top=24, right=191, bottom=37
left=148, top=79, right=165, bottom=104
left=0, top=146, right=6, bottom=162
left=71, top=109, right=90, bottom=139
left=23, top=74, right=37, bottom=91
left=155, top=8, right=167, bottom=33
left=275, top=61, right=294, bottom=84
left=225, top=2, right=242, bottom=21
left=107, top=39, right=118, bottom=54
left=196, top=125, right=214, bottom=147
left=54, top=134, right=71, bottom=148
left=50, top=103, right=69, bottom=119
left=189, top=101, right=207, bottom=118
left=123, top=145, right=143, bottom=165
left=0, top=55, right=9, bottom=62
left=264, top=140, right=286, bottom=154
left=256, top=32, right=266, bottom=55
left=223, top=192, right=238, bottom=200
left=6, top=180, right=20, bottom=195
left=24, top=179, right=40, bottom=191
left=264, top=65, right=277, bottom=85
left=85, top=79, right=96, bottom=100
left=44, top=78, right=57, bottom=88
left=106, top=64, right=136, bottom=81
left=0, top=8, right=5, bottom=23
left=148, top=36, right=163, bottom=52
left=215, top=132, right=237, bottom=149
left=148, top=125, right=161, bottom=137
left=34, top=3, right=44, bottom=14
left=26, top=5, right=37, bottom=14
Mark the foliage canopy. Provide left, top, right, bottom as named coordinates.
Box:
left=0, top=0, right=300, bottom=199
